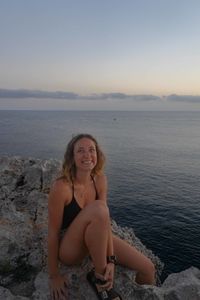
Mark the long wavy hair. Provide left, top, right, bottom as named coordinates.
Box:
left=59, top=134, right=106, bottom=182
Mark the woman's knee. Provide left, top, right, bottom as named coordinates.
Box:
left=136, top=259, right=155, bottom=285
left=144, top=259, right=155, bottom=277
left=90, top=200, right=110, bottom=224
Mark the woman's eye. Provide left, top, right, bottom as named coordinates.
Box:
left=77, top=149, right=84, bottom=153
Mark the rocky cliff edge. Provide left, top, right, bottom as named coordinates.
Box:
left=0, top=156, right=199, bottom=300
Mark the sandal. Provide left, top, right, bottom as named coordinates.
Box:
left=87, top=269, right=122, bottom=300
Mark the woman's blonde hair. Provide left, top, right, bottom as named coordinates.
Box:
left=59, top=134, right=105, bottom=182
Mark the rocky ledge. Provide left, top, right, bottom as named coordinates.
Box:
left=0, top=156, right=199, bottom=300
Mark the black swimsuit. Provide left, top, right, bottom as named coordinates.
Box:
left=61, top=176, right=98, bottom=230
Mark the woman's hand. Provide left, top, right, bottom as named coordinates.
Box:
left=104, top=263, right=115, bottom=290
left=49, top=273, right=68, bottom=300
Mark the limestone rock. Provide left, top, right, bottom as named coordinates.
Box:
left=162, top=267, right=200, bottom=300
left=0, top=156, right=199, bottom=300
left=0, top=286, right=29, bottom=300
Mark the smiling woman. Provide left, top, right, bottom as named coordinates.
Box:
left=61, top=134, right=105, bottom=182
left=48, top=133, right=155, bottom=300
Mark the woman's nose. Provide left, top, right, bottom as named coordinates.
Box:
left=83, top=151, right=90, bottom=158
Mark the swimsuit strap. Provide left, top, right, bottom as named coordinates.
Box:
left=91, top=175, right=99, bottom=199
left=72, top=176, right=98, bottom=200
left=71, top=180, right=75, bottom=199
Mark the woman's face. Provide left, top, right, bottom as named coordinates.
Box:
left=73, top=138, right=97, bottom=172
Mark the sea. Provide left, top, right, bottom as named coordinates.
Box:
left=0, top=110, right=200, bottom=281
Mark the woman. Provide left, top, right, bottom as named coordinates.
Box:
left=48, top=134, right=155, bottom=300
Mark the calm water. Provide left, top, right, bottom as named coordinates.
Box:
left=0, top=110, right=200, bottom=281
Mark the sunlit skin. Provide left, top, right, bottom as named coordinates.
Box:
left=48, top=137, right=155, bottom=300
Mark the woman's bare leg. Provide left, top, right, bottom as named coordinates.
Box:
left=113, top=235, right=155, bottom=285
left=59, top=201, right=110, bottom=275
left=84, top=204, right=109, bottom=274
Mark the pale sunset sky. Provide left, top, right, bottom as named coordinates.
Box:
left=0, top=0, right=200, bottom=110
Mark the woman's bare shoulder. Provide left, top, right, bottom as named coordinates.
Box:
left=51, top=178, right=71, bottom=190
left=94, top=174, right=107, bottom=187
left=49, top=178, right=72, bottom=204
left=95, top=173, right=107, bottom=181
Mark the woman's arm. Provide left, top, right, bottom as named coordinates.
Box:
left=48, top=180, right=70, bottom=298
left=95, top=174, right=108, bottom=202
left=48, top=180, right=70, bottom=276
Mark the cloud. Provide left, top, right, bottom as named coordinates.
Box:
left=1, top=89, right=200, bottom=105
left=166, top=94, right=200, bottom=103
left=0, top=89, right=78, bottom=99
left=83, top=93, right=161, bottom=101
left=86, top=93, right=129, bottom=100
left=129, top=95, right=161, bottom=101
left=0, top=89, right=161, bottom=101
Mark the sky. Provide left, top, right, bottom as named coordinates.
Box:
left=0, top=0, right=200, bottom=110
